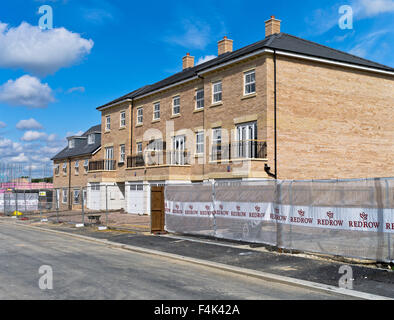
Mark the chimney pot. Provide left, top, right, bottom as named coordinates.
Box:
left=265, top=16, right=281, bottom=37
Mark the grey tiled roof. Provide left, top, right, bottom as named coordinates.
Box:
left=97, top=33, right=393, bottom=109
left=51, top=124, right=101, bottom=160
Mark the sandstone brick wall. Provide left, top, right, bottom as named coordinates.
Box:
left=266, top=55, right=394, bottom=180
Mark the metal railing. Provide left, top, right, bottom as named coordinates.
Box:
left=211, top=140, right=267, bottom=161
left=127, top=150, right=190, bottom=168
left=88, top=160, right=117, bottom=171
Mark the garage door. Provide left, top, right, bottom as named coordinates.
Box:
left=127, top=184, right=144, bottom=214
left=88, top=183, right=101, bottom=211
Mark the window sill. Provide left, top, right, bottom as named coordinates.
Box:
left=119, top=126, right=126, bottom=130
left=151, top=119, right=161, bottom=123
left=241, top=93, right=257, bottom=100
left=104, top=130, right=111, bottom=134
left=135, top=124, right=143, bottom=128
left=193, top=108, right=204, bottom=113
left=210, top=102, right=223, bottom=108
left=170, top=114, right=181, bottom=119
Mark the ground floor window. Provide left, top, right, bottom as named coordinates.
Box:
left=62, top=189, right=68, bottom=204
left=73, top=189, right=80, bottom=204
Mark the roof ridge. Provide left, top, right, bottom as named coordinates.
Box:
left=279, top=33, right=394, bottom=70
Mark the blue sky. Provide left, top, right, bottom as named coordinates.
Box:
left=0, top=0, right=393, bottom=177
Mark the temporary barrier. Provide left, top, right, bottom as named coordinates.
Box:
left=165, top=178, right=394, bottom=263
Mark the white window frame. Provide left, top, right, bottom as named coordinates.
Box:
left=62, top=162, right=67, bottom=174
left=119, top=144, right=125, bottom=163
left=137, top=108, right=143, bottom=125
left=212, top=81, right=222, bottom=104
left=172, top=96, right=180, bottom=115
left=137, top=142, right=142, bottom=154
left=106, top=115, right=111, bottom=131
left=120, top=111, right=126, bottom=127
left=153, top=102, right=160, bottom=120
left=88, top=134, right=95, bottom=145
left=62, top=189, right=68, bottom=204
left=195, top=131, right=204, bottom=155
left=75, top=160, right=79, bottom=174
left=54, top=164, right=60, bottom=175
left=83, top=159, right=89, bottom=173
left=212, top=127, right=222, bottom=160
left=68, top=139, right=75, bottom=149
left=244, top=70, right=256, bottom=95
left=73, top=189, right=80, bottom=204
left=196, top=88, right=204, bottom=109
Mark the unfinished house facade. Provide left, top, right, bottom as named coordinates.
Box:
left=53, top=16, right=394, bottom=215
left=52, top=125, right=101, bottom=210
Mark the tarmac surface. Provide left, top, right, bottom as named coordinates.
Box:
left=0, top=221, right=351, bottom=300
left=11, top=219, right=394, bottom=299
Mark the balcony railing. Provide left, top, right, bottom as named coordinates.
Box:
left=211, top=140, right=267, bottom=161
left=88, top=160, right=117, bottom=171
left=127, top=150, right=190, bottom=168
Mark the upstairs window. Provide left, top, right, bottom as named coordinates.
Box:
left=88, top=134, right=95, bottom=145
left=173, top=96, right=180, bottom=115
left=244, top=70, right=256, bottom=95
left=84, top=159, right=89, bottom=173
left=120, top=111, right=126, bottom=127
left=75, top=160, right=79, bottom=174
left=137, top=142, right=143, bottom=154
left=196, top=131, right=204, bottom=154
left=119, top=144, right=125, bottom=163
left=196, top=89, right=204, bottom=109
left=54, top=164, right=60, bottom=175
left=212, top=81, right=222, bottom=103
left=62, top=162, right=67, bottom=174
left=153, top=102, right=160, bottom=120
left=137, top=108, right=143, bottom=124
left=106, top=116, right=111, bottom=131
left=68, top=139, right=75, bottom=149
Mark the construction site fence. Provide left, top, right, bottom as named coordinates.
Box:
left=164, top=177, right=394, bottom=263
left=0, top=185, right=125, bottom=226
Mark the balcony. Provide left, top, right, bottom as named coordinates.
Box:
left=88, top=159, right=117, bottom=171
left=211, top=140, right=267, bottom=161
left=127, top=150, right=190, bottom=168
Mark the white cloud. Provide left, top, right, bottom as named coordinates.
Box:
left=196, top=55, right=217, bottom=65
left=16, top=118, right=43, bottom=130
left=0, top=137, right=12, bottom=148
left=354, top=0, right=394, bottom=17
left=0, top=121, right=6, bottom=128
left=10, top=153, right=29, bottom=163
left=66, top=130, right=84, bottom=137
left=348, top=29, right=390, bottom=58
left=0, top=75, right=55, bottom=108
left=67, top=86, right=85, bottom=94
left=164, top=20, right=212, bottom=50
left=0, top=21, right=94, bottom=76
left=21, top=130, right=48, bottom=142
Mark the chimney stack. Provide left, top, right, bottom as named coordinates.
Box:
left=265, top=16, right=281, bottom=37
left=182, top=53, right=194, bottom=70
left=218, top=36, right=233, bottom=55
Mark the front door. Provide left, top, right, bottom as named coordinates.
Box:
left=236, top=122, right=257, bottom=158
left=171, top=135, right=185, bottom=165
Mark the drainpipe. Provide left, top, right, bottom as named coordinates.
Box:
left=68, top=157, right=72, bottom=210
left=197, top=73, right=205, bottom=180
left=265, top=50, right=278, bottom=179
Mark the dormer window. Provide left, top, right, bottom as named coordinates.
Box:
left=69, top=139, right=75, bottom=149
left=88, top=134, right=95, bottom=145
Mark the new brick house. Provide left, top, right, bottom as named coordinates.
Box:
left=52, top=125, right=101, bottom=210
left=53, top=16, right=394, bottom=215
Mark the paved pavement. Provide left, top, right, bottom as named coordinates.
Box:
left=0, top=221, right=352, bottom=300
left=18, top=219, right=394, bottom=299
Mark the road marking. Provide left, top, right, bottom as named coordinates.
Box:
left=1, top=219, right=392, bottom=300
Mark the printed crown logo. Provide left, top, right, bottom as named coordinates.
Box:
left=205, top=205, right=210, bottom=210
left=236, top=205, right=241, bottom=211
left=189, top=205, right=193, bottom=210
left=298, top=209, right=305, bottom=217
left=255, top=206, right=260, bottom=212
left=175, top=204, right=179, bottom=210
left=360, top=212, right=368, bottom=221
left=219, top=204, right=224, bottom=210
left=327, top=211, right=334, bottom=219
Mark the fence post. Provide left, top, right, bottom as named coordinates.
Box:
left=15, top=189, right=18, bottom=217
left=212, top=181, right=217, bottom=237
left=385, top=179, right=391, bottom=262
left=56, top=189, right=59, bottom=223
left=24, top=189, right=26, bottom=215
left=39, top=188, right=42, bottom=221
left=105, top=185, right=108, bottom=226
left=81, top=186, right=85, bottom=225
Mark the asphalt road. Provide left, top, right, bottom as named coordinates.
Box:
left=0, top=222, right=350, bottom=300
